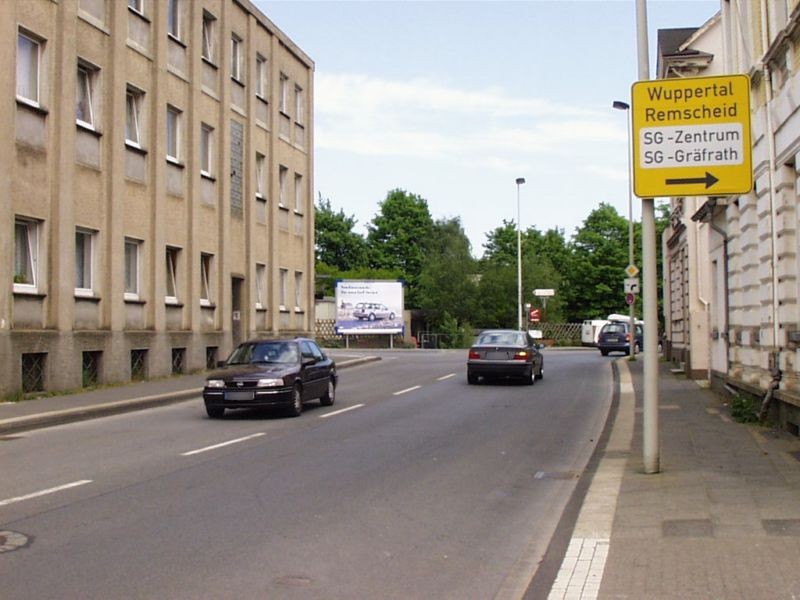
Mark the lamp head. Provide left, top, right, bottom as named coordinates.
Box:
left=515, top=177, right=526, bottom=185
left=612, top=100, right=630, bottom=111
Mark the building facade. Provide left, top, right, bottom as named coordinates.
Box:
left=658, top=16, right=724, bottom=380
left=1, top=0, right=315, bottom=395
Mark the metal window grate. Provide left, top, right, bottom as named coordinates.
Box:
left=131, top=349, right=148, bottom=381
left=172, top=347, right=185, bottom=374
left=82, top=351, right=101, bottom=387
left=206, top=346, right=218, bottom=370
left=21, top=353, right=46, bottom=393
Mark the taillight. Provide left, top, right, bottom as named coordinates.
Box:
left=468, top=350, right=480, bottom=360
left=513, top=351, right=528, bottom=360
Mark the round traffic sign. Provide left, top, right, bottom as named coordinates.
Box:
left=625, top=293, right=635, bottom=306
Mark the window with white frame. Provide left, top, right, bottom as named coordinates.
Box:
left=295, top=85, right=304, bottom=124
left=202, top=10, right=216, bottom=63
left=165, top=246, right=180, bottom=303
left=200, top=123, right=213, bottom=176
left=255, top=263, right=266, bottom=309
left=279, top=73, right=288, bottom=114
left=294, top=173, right=303, bottom=212
left=167, top=0, right=180, bottom=39
left=17, top=30, right=41, bottom=106
left=128, top=0, right=144, bottom=15
left=231, top=34, right=242, bottom=81
left=255, top=153, right=265, bottom=198
left=125, top=86, right=143, bottom=147
left=278, top=165, right=288, bottom=206
left=255, top=55, right=267, bottom=99
left=14, top=217, right=39, bottom=291
left=279, top=268, right=288, bottom=309
left=200, top=253, right=213, bottom=306
left=166, top=105, right=181, bottom=162
left=294, top=271, right=303, bottom=310
left=124, top=238, right=140, bottom=299
left=76, top=62, right=97, bottom=128
left=75, top=229, right=95, bottom=295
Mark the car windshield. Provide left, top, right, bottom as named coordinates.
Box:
left=226, top=341, right=299, bottom=365
left=476, top=331, right=526, bottom=346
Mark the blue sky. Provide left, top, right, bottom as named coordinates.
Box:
left=256, top=0, right=721, bottom=256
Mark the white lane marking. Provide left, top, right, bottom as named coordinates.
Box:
left=181, top=433, right=265, bottom=456
left=0, top=480, right=93, bottom=507
left=437, top=373, right=456, bottom=381
left=319, top=404, right=365, bottom=419
left=393, top=385, right=421, bottom=396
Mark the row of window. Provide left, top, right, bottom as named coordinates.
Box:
left=18, top=27, right=305, bottom=205
left=14, top=217, right=304, bottom=311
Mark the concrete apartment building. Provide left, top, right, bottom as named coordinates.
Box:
left=661, top=0, right=800, bottom=431
left=1, top=0, right=315, bottom=396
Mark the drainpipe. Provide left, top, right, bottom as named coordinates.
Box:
left=758, top=0, right=783, bottom=421
left=709, top=218, right=729, bottom=364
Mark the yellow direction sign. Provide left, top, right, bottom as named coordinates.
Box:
left=631, top=74, right=752, bottom=198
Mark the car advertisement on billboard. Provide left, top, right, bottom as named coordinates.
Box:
left=335, top=280, right=404, bottom=335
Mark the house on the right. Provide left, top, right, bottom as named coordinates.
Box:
left=661, top=2, right=800, bottom=432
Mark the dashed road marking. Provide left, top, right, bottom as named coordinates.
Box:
left=393, top=385, right=421, bottom=396
left=437, top=373, right=456, bottom=381
left=181, top=433, right=265, bottom=456
left=0, top=480, right=93, bottom=507
left=320, top=404, right=364, bottom=418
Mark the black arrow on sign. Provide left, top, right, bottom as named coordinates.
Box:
left=665, top=172, right=719, bottom=188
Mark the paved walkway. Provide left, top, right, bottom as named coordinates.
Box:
left=549, top=358, right=800, bottom=600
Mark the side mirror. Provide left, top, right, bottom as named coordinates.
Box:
left=302, top=356, right=316, bottom=366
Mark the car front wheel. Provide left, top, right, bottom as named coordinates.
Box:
left=206, top=405, right=224, bottom=419
left=535, top=366, right=544, bottom=380
left=287, top=384, right=303, bottom=417
left=320, top=378, right=336, bottom=406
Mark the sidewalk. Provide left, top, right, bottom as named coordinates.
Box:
left=551, top=358, right=800, bottom=600
left=0, top=352, right=379, bottom=435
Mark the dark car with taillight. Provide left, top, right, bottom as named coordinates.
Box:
left=597, top=321, right=643, bottom=356
left=467, top=329, right=544, bottom=385
left=203, top=338, right=337, bottom=419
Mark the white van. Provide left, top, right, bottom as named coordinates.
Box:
left=581, top=320, right=609, bottom=346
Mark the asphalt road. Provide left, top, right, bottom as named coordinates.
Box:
left=0, top=349, right=613, bottom=600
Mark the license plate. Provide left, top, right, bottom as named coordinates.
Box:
left=487, top=351, right=510, bottom=359
left=225, top=391, right=254, bottom=401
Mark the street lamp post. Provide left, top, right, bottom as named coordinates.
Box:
left=516, top=177, right=526, bottom=331
left=613, top=100, right=636, bottom=357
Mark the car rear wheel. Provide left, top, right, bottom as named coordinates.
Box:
left=600, top=349, right=609, bottom=356
left=287, top=384, right=303, bottom=417
left=368, top=313, right=376, bottom=321
left=467, top=370, right=478, bottom=385
left=206, top=405, right=224, bottom=419
left=320, top=378, right=336, bottom=406
left=524, top=367, right=535, bottom=385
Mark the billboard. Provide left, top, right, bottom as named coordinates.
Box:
left=335, top=280, right=404, bottom=335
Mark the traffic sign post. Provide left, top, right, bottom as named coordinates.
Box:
left=631, top=74, right=752, bottom=198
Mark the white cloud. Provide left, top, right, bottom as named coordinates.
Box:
left=315, top=72, right=624, bottom=167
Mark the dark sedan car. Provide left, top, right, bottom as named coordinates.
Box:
left=203, top=338, right=337, bottom=419
left=467, top=329, right=544, bottom=385
left=597, top=321, right=643, bottom=356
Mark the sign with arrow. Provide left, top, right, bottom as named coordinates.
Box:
left=631, top=74, right=752, bottom=198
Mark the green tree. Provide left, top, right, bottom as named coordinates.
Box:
left=417, top=217, right=478, bottom=330
left=314, top=194, right=368, bottom=271
left=564, top=203, right=630, bottom=321
left=367, top=189, right=435, bottom=306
